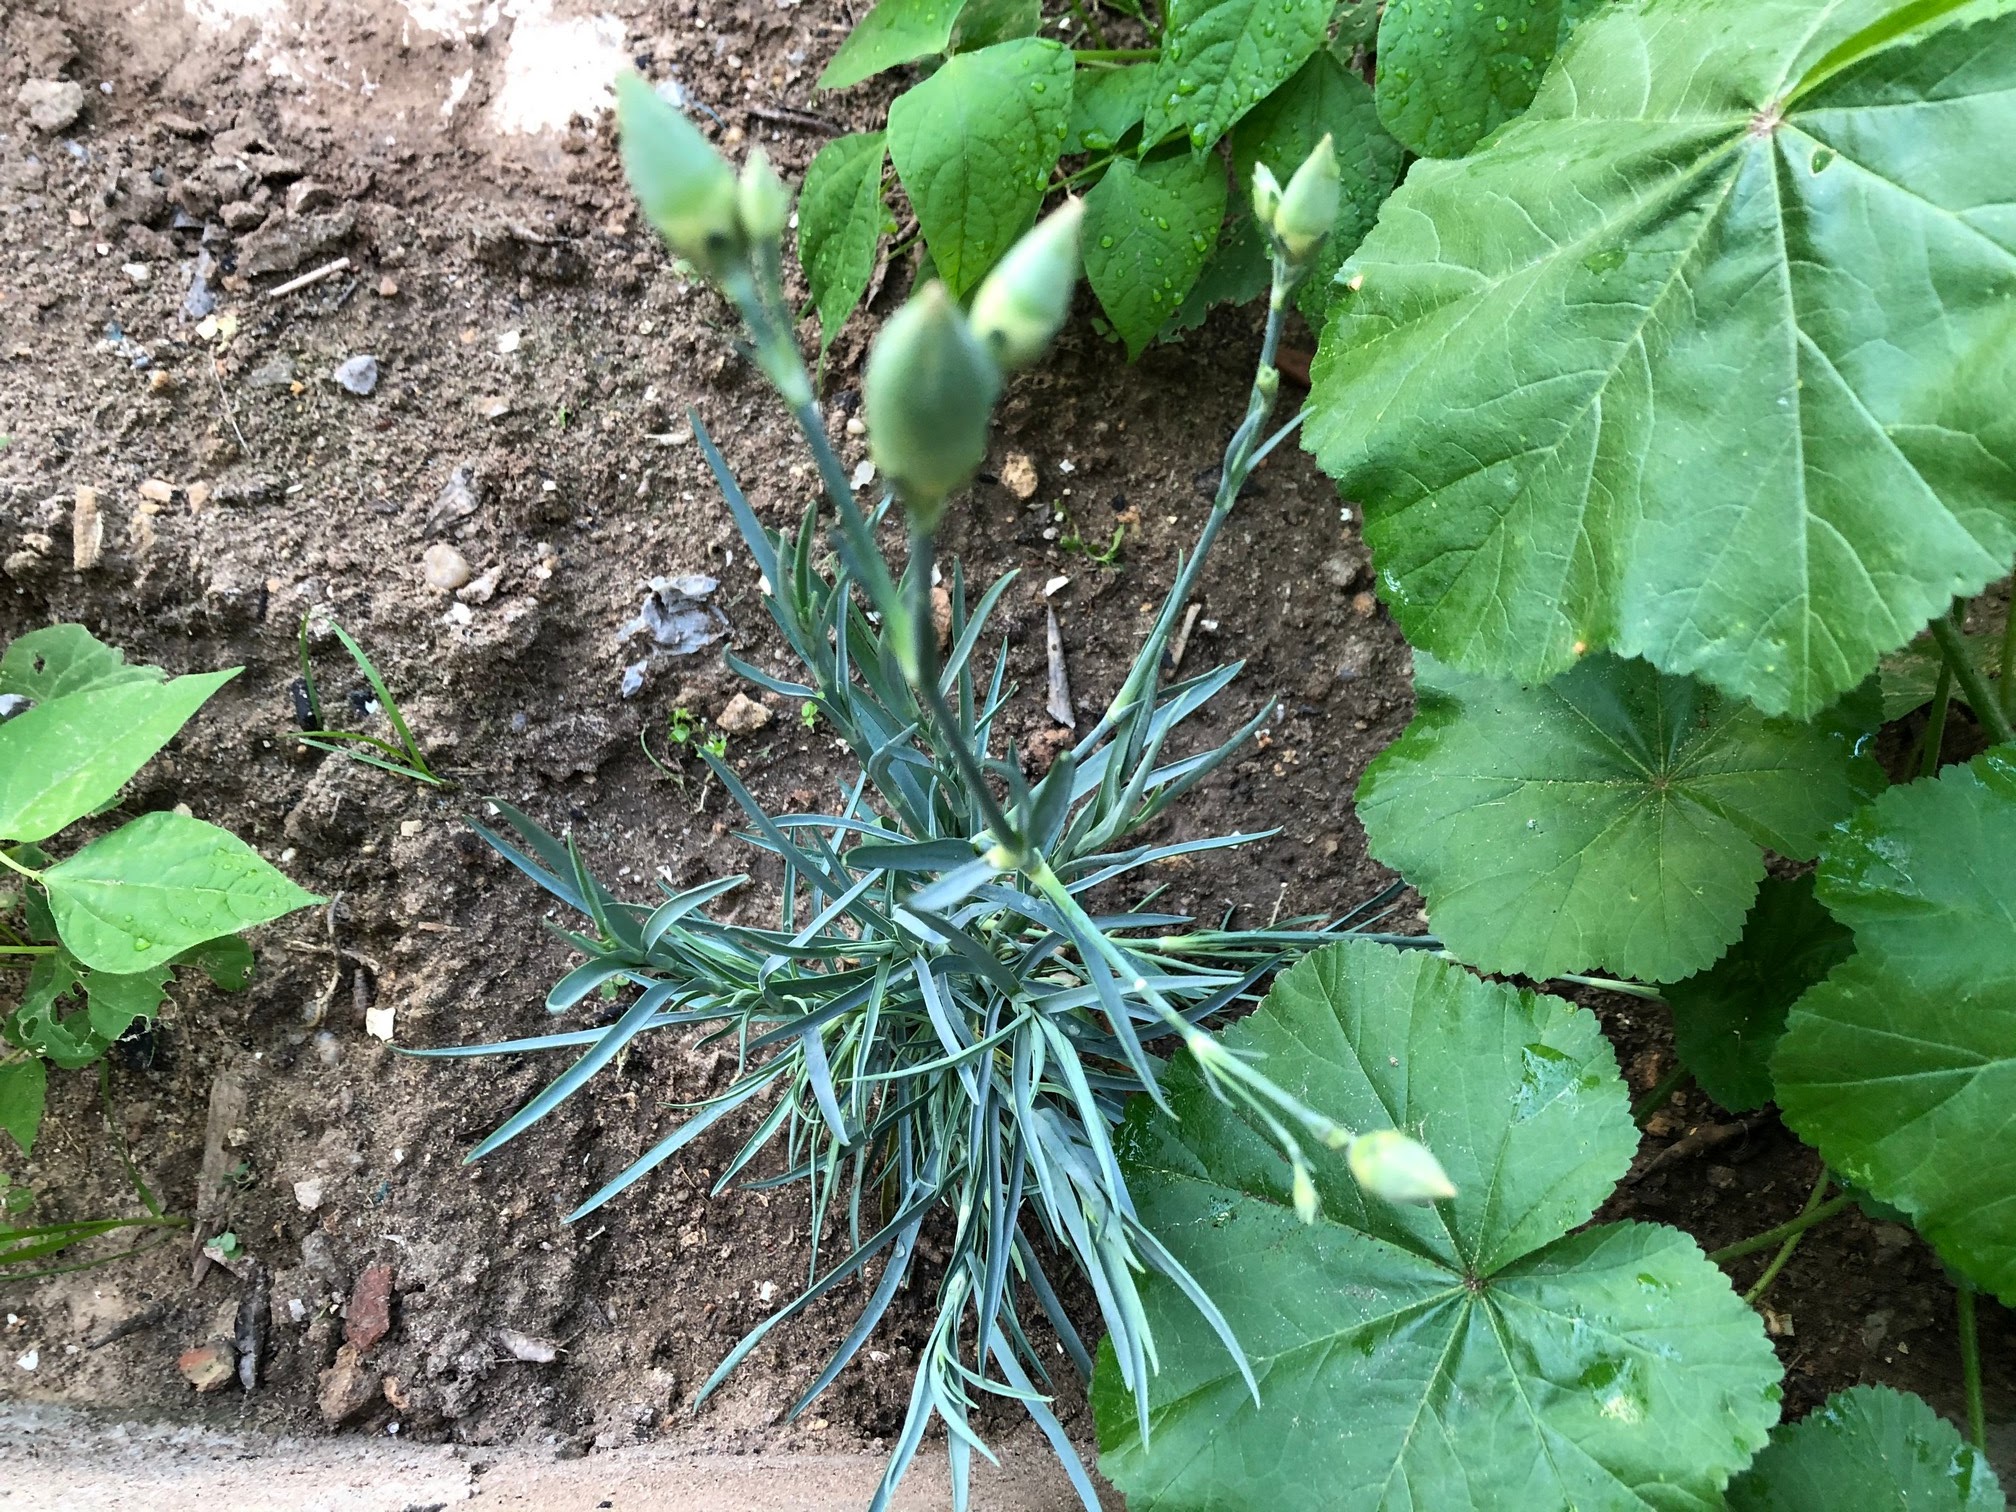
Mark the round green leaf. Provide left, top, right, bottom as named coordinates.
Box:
left=1664, top=875, right=1852, bottom=1114
left=1727, top=1385, right=2004, bottom=1512
left=0, top=670, right=236, bottom=844
left=1374, top=0, right=1598, bottom=159
left=1143, top=0, right=1331, bottom=153
left=42, top=811, right=319, bottom=975
left=1094, top=939, right=1781, bottom=1510
left=1775, top=745, right=2016, bottom=1302
left=1082, top=154, right=1227, bottom=359
left=1307, top=0, right=2016, bottom=719
left=797, top=131, right=888, bottom=356
left=887, top=39, right=1073, bottom=298
left=1357, top=652, right=1878, bottom=982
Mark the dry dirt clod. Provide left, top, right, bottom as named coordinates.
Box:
left=285, top=180, right=335, bottom=217
left=177, top=1341, right=237, bottom=1393
left=17, top=80, right=84, bottom=134
left=332, top=355, right=379, bottom=397
left=317, top=1343, right=381, bottom=1423
left=344, top=1262, right=394, bottom=1353
left=70, top=488, right=103, bottom=572
left=999, top=451, right=1039, bottom=501
left=423, top=543, right=473, bottom=591
left=716, top=692, right=772, bottom=735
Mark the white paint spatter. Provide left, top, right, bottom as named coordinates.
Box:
left=491, top=0, right=627, bottom=135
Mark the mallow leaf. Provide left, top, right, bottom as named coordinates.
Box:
left=0, top=625, right=163, bottom=703
left=887, top=38, right=1073, bottom=296
left=1775, top=745, right=2016, bottom=1303
left=1093, top=940, right=1780, bottom=1510
left=1663, top=875, right=1851, bottom=1114
left=1143, top=0, right=1331, bottom=153
left=0, top=669, right=237, bottom=844
left=1307, top=0, right=2016, bottom=720
left=1083, top=153, right=1227, bottom=358
left=797, top=131, right=887, bottom=355
left=1375, top=0, right=1599, bottom=159
left=41, top=811, right=318, bottom=976
left=1727, top=1385, right=2004, bottom=1512
left=1230, top=51, right=1405, bottom=322
left=1355, top=652, right=1879, bottom=983
left=817, top=0, right=964, bottom=91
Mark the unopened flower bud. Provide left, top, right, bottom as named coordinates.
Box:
left=737, top=147, right=792, bottom=244
left=1290, top=1163, right=1321, bottom=1225
left=1273, top=134, right=1340, bottom=262
left=864, top=283, right=1001, bottom=525
left=1347, top=1129, right=1456, bottom=1205
left=969, top=199, right=1084, bottom=371
left=616, top=73, right=743, bottom=279
left=1250, top=161, right=1282, bottom=230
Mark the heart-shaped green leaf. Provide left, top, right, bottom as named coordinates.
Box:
left=1663, top=875, right=1851, bottom=1113
left=818, top=0, right=965, bottom=91
left=0, top=670, right=236, bottom=843
left=1775, top=745, right=2016, bottom=1303
left=797, top=131, right=887, bottom=355
left=1083, top=153, right=1227, bottom=358
left=1093, top=939, right=1781, bottom=1510
left=1356, top=652, right=1878, bottom=982
left=1727, top=1386, right=2004, bottom=1512
left=1307, top=0, right=2016, bottom=719
left=42, top=811, right=318, bottom=975
left=0, top=625, right=163, bottom=703
left=888, top=38, right=1073, bottom=297
left=1143, top=0, right=1331, bottom=153
left=1374, top=0, right=1598, bottom=159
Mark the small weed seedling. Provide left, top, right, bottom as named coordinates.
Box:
left=422, top=87, right=1441, bottom=1509
left=294, top=615, right=449, bottom=789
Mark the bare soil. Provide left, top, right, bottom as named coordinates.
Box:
left=0, top=0, right=2009, bottom=1498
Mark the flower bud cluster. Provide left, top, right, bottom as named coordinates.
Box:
left=1251, top=134, right=1342, bottom=265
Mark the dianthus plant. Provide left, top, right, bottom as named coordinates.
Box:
left=419, top=78, right=1444, bottom=1509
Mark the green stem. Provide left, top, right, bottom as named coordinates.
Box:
left=1558, top=972, right=1666, bottom=1003
left=2000, top=582, right=2016, bottom=723
left=0, top=850, right=41, bottom=882
left=1708, top=1192, right=1855, bottom=1265
left=1957, top=1281, right=1986, bottom=1454
left=0, top=945, right=55, bottom=957
left=1932, top=611, right=2015, bottom=744
left=1918, top=661, right=1953, bottom=777
left=1072, top=46, right=1157, bottom=61
left=1632, top=1064, right=1691, bottom=1127
left=1066, top=0, right=1110, bottom=51
left=1743, top=1164, right=1832, bottom=1305
left=1056, top=153, right=1120, bottom=192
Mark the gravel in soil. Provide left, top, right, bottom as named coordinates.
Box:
left=0, top=0, right=2008, bottom=1488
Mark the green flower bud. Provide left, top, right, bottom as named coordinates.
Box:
left=1347, top=1129, right=1457, bottom=1205
left=1250, top=161, right=1283, bottom=230
left=1273, top=133, right=1341, bottom=262
left=969, top=199, right=1084, bottom=371
left=864, top=283, right=1002, bottom=525
left=737, top=147, right=792, bottom=244
left=616, top=73, right=743, bottom=279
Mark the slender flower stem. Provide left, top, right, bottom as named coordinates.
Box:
left=1932, top=612, right=2015, bottom=744
left=1708, top=1192, right=1854, bottom=1264
left=1957, top=1281, right=1986, bottom=1453
left=1743, top=1163, right=1832, bottom=1305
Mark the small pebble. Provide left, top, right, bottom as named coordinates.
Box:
left=17, top=79, right=84, bottom=134
left=1000, top=451, right=1039, bottom=501
left=376, top=276, right=399, bottom=298
left=332, top=355, right=379, bottom=396
left=422, top=543, right=472, bottom=591
left=716, top=692, right=772, bottom=734
left=177, top=1341, right=236, bottom=1393
left=292, top=1178, right=324, bottom=1211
